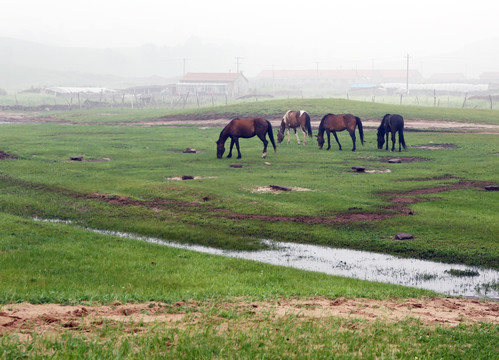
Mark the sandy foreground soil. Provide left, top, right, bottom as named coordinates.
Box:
left=0, top=297, right=498, bottom=337
left=0, top=112, right=497, bottom=335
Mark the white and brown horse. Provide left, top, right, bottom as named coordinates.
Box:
left=277, top=110, right=313, bottom=145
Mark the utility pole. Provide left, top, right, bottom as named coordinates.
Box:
left=235, top=57, right=243, bottom=73
left=406, top=53, right=410, bottom=95
left=272, top=64, right=275, bottom=96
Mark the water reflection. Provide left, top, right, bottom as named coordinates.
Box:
left=36, top=218, right=499, bottom=299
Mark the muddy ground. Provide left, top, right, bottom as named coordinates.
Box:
left=0, top=111, right=497, bottom=336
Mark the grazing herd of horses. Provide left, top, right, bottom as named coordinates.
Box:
left=216, top=110, right=406, bottom=159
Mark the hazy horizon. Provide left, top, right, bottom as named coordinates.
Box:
left=2, top=1, right=499, bottom=79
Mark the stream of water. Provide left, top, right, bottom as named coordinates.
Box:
left=36, top=218, right=499, bottom=299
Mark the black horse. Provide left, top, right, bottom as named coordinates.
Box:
left=216, top=117, right=276, bottom=159
left=377, top=114, right=407, bottom=152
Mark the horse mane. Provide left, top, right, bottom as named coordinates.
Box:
left=279, top=118, right=286, bottom=133
left=377, top=114, right=390, bottom=134
left=318, top=113, right=333, bottom=133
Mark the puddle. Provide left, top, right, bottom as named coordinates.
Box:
left=35, top=218, right=499, bottom=299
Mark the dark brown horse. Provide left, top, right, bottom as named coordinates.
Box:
left=216, top=117, right=276, bottom=159
left=316, top=114, right=364, bottom=151
left=377, top=114, right=406, bottom=152
left=277, top=110, right=313, bottom=145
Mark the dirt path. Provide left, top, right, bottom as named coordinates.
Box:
left=1, top=111, right=499, bottom=132
left=1, top=297, right=497, bottom=338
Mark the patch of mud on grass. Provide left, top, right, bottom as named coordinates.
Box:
left=412, top=144, right=458, bottom=150
left=0, top=150, right=17, bottom=160
left=379, top=156, right=429, bottom=163
left=0, top=297, right=497, bottom=338
left=250, top=186, right=313, bottom=193
left=167, top=176, right=217, bottom=181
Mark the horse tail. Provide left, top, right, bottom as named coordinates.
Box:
left=305, top=113, right=313, bottom=137
left=399, top=128, right=407, bottom=150
left=355, top=116, right=364, bottom=145
left=266, top=120, right=277, bottom=152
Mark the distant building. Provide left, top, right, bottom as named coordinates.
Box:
left=45, top=87, right=116, bottom=95
left=252, top=69, right=423, bottom=94
left=176, top=72, right=249, bottom=97
left=480, top=72, right=499, bottom=89
left=428, top=73, right=467, bottom=83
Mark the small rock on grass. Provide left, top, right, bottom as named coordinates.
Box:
left=395, top=232, right=414, bottom=240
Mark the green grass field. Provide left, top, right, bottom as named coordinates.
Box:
left=0, top=98, right=497, bottom=358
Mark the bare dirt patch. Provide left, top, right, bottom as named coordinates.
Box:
left=1, top=111, right=498, bottom=133
left=412, top=144, right=458, bottom=150
left=77, top=179, right=493, bottom=224
left=0, top=150, right=17, bottom=160
left=250, top=185, right=312, bottom=193
left=377, top=156, right=429, bottom=163
left=0, top=297, right=497, bottom=337
left=167, top=176, right=217, bottom=181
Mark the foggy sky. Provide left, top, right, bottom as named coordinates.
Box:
left=2, top=0, right=499, bottom=77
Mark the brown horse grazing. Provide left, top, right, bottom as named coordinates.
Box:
left=316, top=113, right=364, bottom=151
left=377, top=114, right=406, bottom=152
left=216, top=117, right=276, bottom=159
left=277, top=110, right=313, bottom=145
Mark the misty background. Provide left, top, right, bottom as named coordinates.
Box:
left=1, top=0, right=498, bottom=90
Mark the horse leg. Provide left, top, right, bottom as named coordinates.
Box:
left=301, top=128, right=307, bottom=145
left=332, top=131, right=342, bottom=150
left=234, top=138, right=242, bottom=159
left=385, top=132, right=389, bottom=151
left=349, top=130, right=356, bottom=152
left=326, top=131, right=331, bottom=150
left=295, top=128, right=300, bottom=144
left=258, top=134, right=269, bottom=158
left=286, top=128, right=291, bottom=144
left=391, top=131, right=396, bottom=152
left=227, top=138, right=235, bottom=158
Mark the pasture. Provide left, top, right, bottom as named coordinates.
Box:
left=0, top=98, right=498, bottom=358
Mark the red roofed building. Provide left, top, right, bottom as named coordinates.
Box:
left=177, top=72, right=249, bottom=97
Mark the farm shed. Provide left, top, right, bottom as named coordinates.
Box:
left=176, top=72, right=249, bottom=97
left=44, top=87, right=118, bottom=109
left=480, top=72, right=499, bottom=90
left=45, top=87, right=116, bottom=95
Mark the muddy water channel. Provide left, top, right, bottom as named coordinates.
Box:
left=37, top=219, right=499, bottom=299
